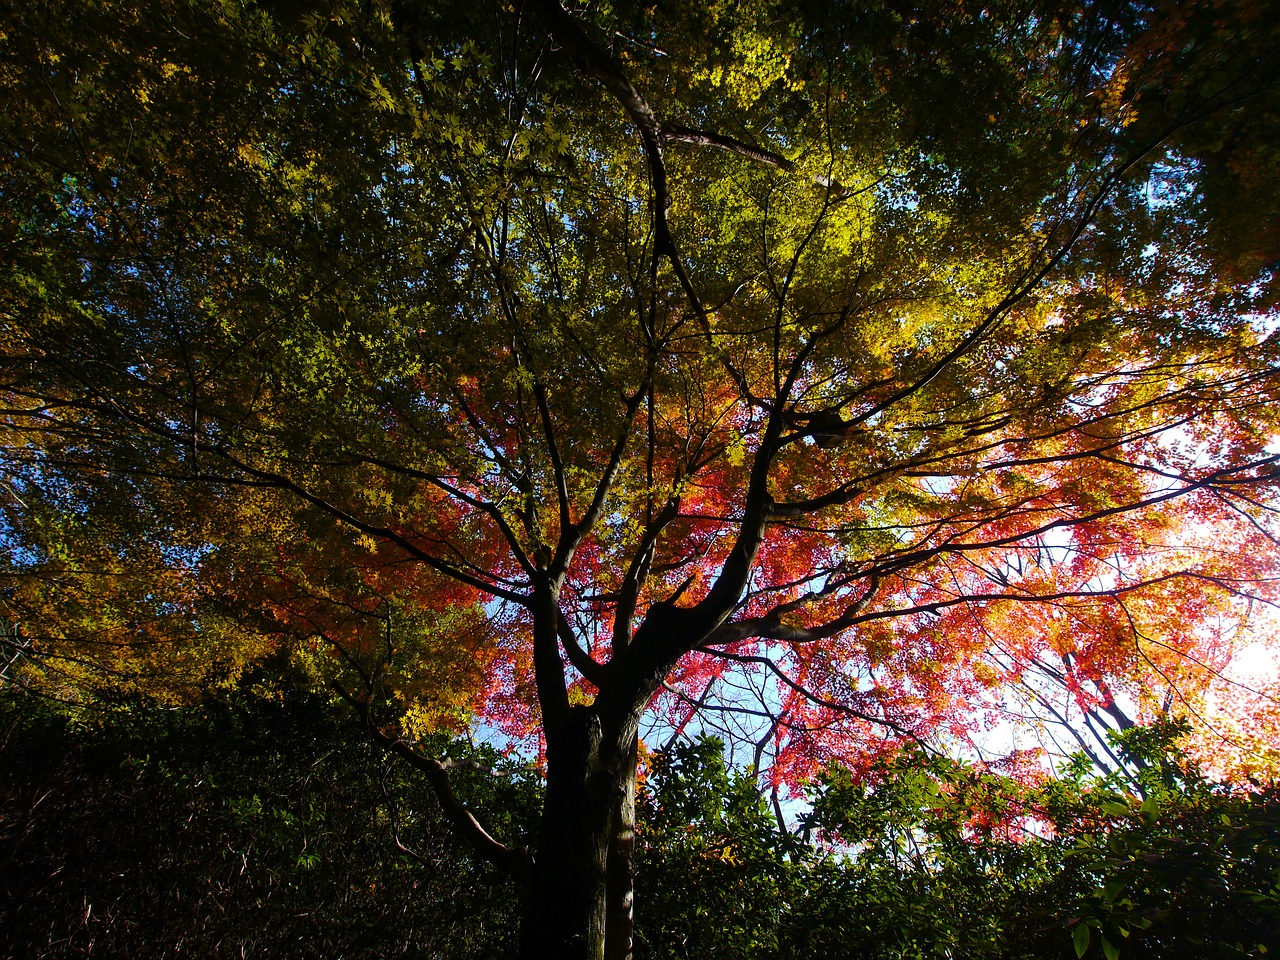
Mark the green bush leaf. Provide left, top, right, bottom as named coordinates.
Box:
left=1074, top=921, right=1092, bottom=958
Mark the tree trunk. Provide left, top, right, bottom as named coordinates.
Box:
left=520, top=708, right=639, bottom=960
left=604, top=734, right=638, bottom=960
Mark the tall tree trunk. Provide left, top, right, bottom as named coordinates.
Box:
left=604, top=734, right=638, bottom=960
left=517, top=711, right=612, bottom=960
left=520, top=710, right=639, bottom=960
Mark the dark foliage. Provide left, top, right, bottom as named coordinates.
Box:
left=635, top=729, right=1280, bottom=960
left=3, top=691, right=1276, bottom=960
left=0, top=690, right=533, bottom=959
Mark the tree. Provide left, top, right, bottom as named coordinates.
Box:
left=2, top=0, right=1279, bottom=956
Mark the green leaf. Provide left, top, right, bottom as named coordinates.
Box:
left=1099, top=879, right=1126, bottom=904
left=1074, top=922, right=1092, bottom=958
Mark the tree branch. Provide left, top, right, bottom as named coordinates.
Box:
left=333, top=682, right=531, bottom=879
left=663, top=124, right=863, bottom=198
left=558, top=608, right=607, bottom=686
left=208, top=444, right=530, bottom=604
left=695, top=647, right=920, bottom=741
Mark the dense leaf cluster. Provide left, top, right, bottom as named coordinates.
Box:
left=0, top=689, right=532, bottom=959
left=636, top=728, right=1280, bottom=960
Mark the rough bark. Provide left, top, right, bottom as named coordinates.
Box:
left=521, top=709, right=640, bottom=960
left=604, top=735, right=638, bottom=960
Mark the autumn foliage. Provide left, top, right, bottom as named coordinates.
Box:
left=2, top=0, right=1280, bottom=956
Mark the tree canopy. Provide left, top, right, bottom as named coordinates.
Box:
left=3, top=0, right=1280, bottom=956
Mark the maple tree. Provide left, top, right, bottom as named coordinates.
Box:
left=3, top=0, right=1280, bottom=957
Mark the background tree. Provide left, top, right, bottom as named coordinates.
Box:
left=2, top=0, right=1280, bottom=957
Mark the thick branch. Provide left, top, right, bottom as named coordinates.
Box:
left=844, top=571, right=1277, bottom=630
left=868, top=456, right=1280, bottom=582
left=534, top=383, right=573, bottom=552
left=353, top=452, right=538, bottom=579
left=810, top=114, right=1229, bottom=445
left=551, top=386, right=647, bottom=578
left=686, top=318, right=839, bottom=632
left=707, top=575, right=880, bottom=646
left=530, top=0, right=759, bottom=403
left=334, top=683, right=531, bottom=879
left=558, top=608, right=607, bottom=686
left=663, top=124, right=857, bottom=197
left=532, top=582, right=573, bottom=732
left=612, top=495, right=681, bottom=652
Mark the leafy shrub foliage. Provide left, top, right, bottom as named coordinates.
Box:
left=2, top=692, right=1275, bottom=960
left=0, top=690, right=534, bottom=959
left=635, top=727, right=1280, bottom=960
